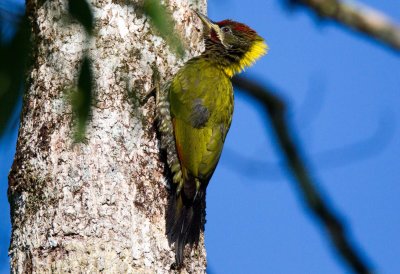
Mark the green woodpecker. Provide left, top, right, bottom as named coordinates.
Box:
left=156, top=10, right=267, bottom=267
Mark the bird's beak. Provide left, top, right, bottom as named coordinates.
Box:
left=194, top=10, right=218, bottom=33
left=193, top=10, right=226, bottom=47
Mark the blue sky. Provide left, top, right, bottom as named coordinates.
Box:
left=1, top=0, right=400, bottom=273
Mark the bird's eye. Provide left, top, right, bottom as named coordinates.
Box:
left=221, top=26, right=231, bottom=33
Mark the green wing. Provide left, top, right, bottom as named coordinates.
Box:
left=169, top=58, right=233, bottom=181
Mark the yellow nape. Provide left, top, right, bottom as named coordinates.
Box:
left=224, top=39, right=268, bottom=77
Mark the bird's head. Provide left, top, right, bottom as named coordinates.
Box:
left=194, top=10, right=268, bottom=76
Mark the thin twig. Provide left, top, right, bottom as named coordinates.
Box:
left=289, top=0, right=400, bottom=52
left=232, top=76, right=373, bottom=274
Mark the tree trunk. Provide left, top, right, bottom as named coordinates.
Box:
left=8, top=0, right=207, bottom=272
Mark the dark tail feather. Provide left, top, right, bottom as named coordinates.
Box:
left=167, top=189, right=205, bottom=268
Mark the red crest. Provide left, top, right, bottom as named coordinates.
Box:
left=216, top=20, right=257, bottom=37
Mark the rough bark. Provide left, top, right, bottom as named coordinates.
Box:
left=8, top=0, right=207, bottom=273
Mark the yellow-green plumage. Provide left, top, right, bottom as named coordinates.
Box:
left=170, top=57, right=233, bottom=180
left=158, top=11, right=267, bottom=268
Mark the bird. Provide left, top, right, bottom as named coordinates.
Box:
left=156, top=10, right=268, bottom=268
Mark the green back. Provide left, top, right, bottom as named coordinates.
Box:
left=169, top=57, right=233, bottom=182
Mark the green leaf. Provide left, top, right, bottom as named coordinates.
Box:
left=70, top=56, right=93, bottom=142
left=142, top=0, right=185, bottom=57
left=0, top=15, right=30, bottom=136
left=68, top=0, right=94, bottom=35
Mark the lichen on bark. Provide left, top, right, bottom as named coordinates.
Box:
left=8, top=0, right=207, bottom=272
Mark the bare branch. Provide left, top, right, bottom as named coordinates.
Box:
left=223, top=109, right=395, bottom=179
left=290, top=0, right=400, bottom=52
left=232, top=76, right=373, bottom=274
